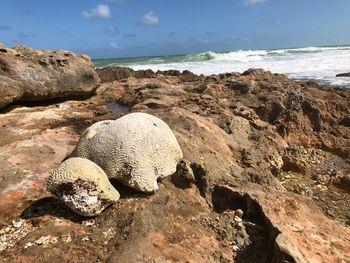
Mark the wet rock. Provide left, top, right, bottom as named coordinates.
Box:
left=336, top=72, right=350, bottom=77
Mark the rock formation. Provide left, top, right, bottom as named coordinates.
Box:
left=72, top=112, right=183, bottom=192
left=0, top=44, right=99, bottom=108
left=336, top=72, right=350, bottom=77
left=0, top=47, right=349, bottom=262
left=47, top=157, right=120, bottom=216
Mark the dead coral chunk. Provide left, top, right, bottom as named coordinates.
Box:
left=47, top=157, right=120, bottom=216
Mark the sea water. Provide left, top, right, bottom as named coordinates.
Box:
left=93, top=45, right=350, bottom=86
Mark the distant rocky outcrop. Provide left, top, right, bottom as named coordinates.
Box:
left=96, top=66, right=200, bottom=83
left=0, top=45, right=99, bottom=108
left=96, top=66, right=153, bottom=83
left=336, top=72, right=350, bottom=77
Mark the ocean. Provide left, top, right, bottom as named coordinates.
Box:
left=93, top=45, right=350, bottom=86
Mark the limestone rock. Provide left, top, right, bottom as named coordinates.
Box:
left=96, top=66, right=135, bottom=83
left=0, top=44, right=99, bottom=108
left=72, top=112, right=183, bottom=192
left=47, top=157, right=120, bottom=216
left=1, top=67, right=350, bottom=261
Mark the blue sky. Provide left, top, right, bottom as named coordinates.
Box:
left=0, top=0, right=350, bottom=58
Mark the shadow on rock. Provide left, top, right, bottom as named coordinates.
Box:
left=20, top=197, right=86, bottom=223
left=211, top=186, right=296, bottom=263
left=109, top=179, right=153, bottom=199
left=170, top=172, right=192, bottom=190
left=0, top=94, right=95, bottom=114
left=171, top=160, right=208, bottom=196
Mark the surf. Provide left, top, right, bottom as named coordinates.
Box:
left=93, top=45, right=350, bottom=86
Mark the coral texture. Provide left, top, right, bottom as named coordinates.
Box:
left=47, top=157, right=120, bottom=216
left=72, top=112, right=183, bottom=192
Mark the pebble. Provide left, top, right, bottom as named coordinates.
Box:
left=326, top=210, right=335, bottom=217
left=235, top=209, right=244, bottom=218
left=232, top=245, right=240, bottom=252
left=50, top=237, right=58, bottom=244
left=63, top=235, right=72, bottom=243
left=305, top=189, right=313, bottom=197
left=234, top=216, right=243, bottom=223
left=56, top=103, right=65, bottom=109
left=12, top=219, right=24, bottom=228
left=83, top=219, right=95, bottom=227
left=81, top=237, right=89, bottom=242
left=24, top=242, right=33, bottom=249
left=35, top=235, right=57, bottom=246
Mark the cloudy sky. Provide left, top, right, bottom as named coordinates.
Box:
left=0, top=0, right=350, bottom=58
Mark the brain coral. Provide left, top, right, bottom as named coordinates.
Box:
left=47, top=157, right=120, bottom=216
left=72, top=112, right=183, bottom=192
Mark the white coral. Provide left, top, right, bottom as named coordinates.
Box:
left=72, top=112, right=183, bottom=192
left=47, top=157, right=120, bottom=216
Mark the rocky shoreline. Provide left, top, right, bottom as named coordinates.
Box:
left=0, top=45, right=349, bottom=262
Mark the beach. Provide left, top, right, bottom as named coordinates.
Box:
left=0, top=44, right=349, bottom=262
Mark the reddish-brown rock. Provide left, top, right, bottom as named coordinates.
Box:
left=0, top=62, right=349, bottom=262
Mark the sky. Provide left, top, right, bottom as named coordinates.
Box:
left=0, top=0, right=350, bottom=58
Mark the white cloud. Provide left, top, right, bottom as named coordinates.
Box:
left=243, top=0, right=267, bottom=5
left=139, top=11, right=159, bottom=26
left=82, top=4, right=112, bottom=19
left=110, top=42, right=121, bottom=49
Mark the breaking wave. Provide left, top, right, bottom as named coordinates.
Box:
left=93, top=45, right=350, bottom=86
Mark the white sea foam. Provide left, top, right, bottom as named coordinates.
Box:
left=95, top=46, right=350, bottom=86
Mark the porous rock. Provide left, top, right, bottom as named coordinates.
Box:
left=47, top=157, right=120, bottom=216
left=72, top=112, right=183, bottom=192
left=0, top=44, right=99, bottom=108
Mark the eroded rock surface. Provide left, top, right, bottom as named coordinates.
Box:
left=0, top=44, right=99, bottom=108
left=0, top=61, right=349, bottom=262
